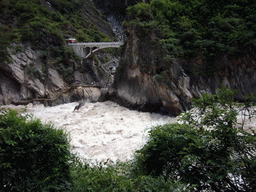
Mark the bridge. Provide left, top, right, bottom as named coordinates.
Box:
left=68, top=42, right=123, bottom=59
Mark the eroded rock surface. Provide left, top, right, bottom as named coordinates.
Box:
left=112, top=26, right=256, bottom=115
left=0, top=44, right=116, bottom=105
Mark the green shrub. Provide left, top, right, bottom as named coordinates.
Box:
left=135, top=88, right=256, bottom=191
left=0, top=109, right=72, bottom=191
left=127, top=2, right=153, bottom=22
left=70, top=158, right=186, bottom=191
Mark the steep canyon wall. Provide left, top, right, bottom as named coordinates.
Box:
left=113, top=26, right=256, bottom=115
left=0, top=0, right=117, bottom=106
left=0, top=44, right=113, bottom=105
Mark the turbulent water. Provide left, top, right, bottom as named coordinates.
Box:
left=3, top=101, right=256, bottom=164
left=3, top=101, right=177, bottom=163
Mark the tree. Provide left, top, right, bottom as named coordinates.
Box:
left=135, top=87, right=256, bottom=191
left=0, top=109, right=72, bottom=191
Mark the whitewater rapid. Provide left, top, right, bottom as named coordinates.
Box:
left=3, top=101, right=177, bottom=163
left=4, top=101, right=256, bottom=164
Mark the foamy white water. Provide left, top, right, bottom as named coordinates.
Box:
left=3, top=101, right=176, bottom=163
left=4, top=101, right=255, bottom=164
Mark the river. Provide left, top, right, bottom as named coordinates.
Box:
left=3, top=100, right=256, bottom=164
left=3, top=101, right=177, bottom=164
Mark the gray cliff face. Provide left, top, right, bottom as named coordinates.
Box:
left=0, top=0, right=119, bottom=106
left=113, top=27, right=256, bottom=115
left=0, top=45, right=47, bottom=104
left=0, top=44, right=115, bottom=105
left=113, top=27, right=191, bottom=115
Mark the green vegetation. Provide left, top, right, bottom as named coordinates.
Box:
left=0, top=108, right=185, bottom=191
left=135, top=88, right=256, bottom=191
left=125, top=0, right=256, bottom=76
left=0, top=0, right=114, bottom=80
left=1, top=88, right=256, bottom=191
left=0, top=109, right=72, bottom=191
left=93, top=0, right=140, bottom=22
left=0, top=0, right=112, bottom=46
left=71, top=159, right=186, bottom=191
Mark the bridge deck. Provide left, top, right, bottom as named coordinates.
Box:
left=68, top=42, right=123, bottom=47
left=68, top=41, right=123, bottom=58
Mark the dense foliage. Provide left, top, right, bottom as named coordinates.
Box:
left=125, top=0, right=256, bottom=75
left=93, top=0, right=142, bottom=21
left=71, top=158, right=186, bottom=191
left=0, top=109, right=72, bottom=191
left=0, top=0, right=112, bottom=46
left=135, top=88, right=256, bottom=191
left=0, top=108, right=186, bottom=191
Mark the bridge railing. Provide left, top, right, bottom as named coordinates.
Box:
left=68, top=42, right=123, bottom=47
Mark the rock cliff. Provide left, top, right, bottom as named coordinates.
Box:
left=0, top=0, right=118, bottom=106
left=0, top=43, right=116, bottom=106
left=112, top=26, right=256, bottom=115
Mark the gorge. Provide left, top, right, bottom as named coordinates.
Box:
left=1, top=1, right=256, bottom=191
left=1, top=0, right=256, bottom=155
left=1, top=0, right=256, bottom=117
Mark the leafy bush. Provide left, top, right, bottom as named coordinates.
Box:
left=127, top=2, right=153, bottom=22
left=0, top=109, right=72, bottom=191
left=135, top=88, right=256, bottom=191
left=70, top=158, right=186, bottom=191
